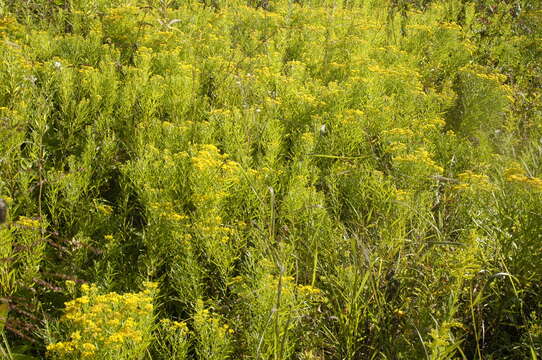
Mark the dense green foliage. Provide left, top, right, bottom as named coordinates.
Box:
left=0, top=0, right=541, bottom=358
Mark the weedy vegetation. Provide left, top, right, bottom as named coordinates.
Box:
left=0, top=0, right=541, bottom=359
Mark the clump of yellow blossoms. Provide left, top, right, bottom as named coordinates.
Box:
left=191, top=144, right=240, bottom=175
left=453, top=170, right=497, bottom=192
left=505, top=166, right=542, bottom=191
left=507, top=174, right=542, bottom=190
left=193, top=299, right=234, bottom=360
left=15, top=216, right=40, bottom=229
left=46, top=282, right=157, bottom=359
left=393, top=148, right=444, bottom=174
left=504, top=163, right=542, bottom=191
left=153, top=319, right=191, bottom=359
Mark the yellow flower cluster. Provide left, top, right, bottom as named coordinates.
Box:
left=15, top=216, right=40, bottom=229
left=460, top=64, right=508, bottom=84
left=191, top=145, right=240, bottom=174
left=194, top=304, right=234, bottom=336
left=393, top=148, right=444, bottom=174
left=438, top=22, right=461, bottom=31
left=195, top=213, right=236, bottom=245
left=415, top=117, right=446, bottom=132
left=160, top=318, right=189, bottom=333
left=297, top=284, right=322, bottom=296
left=388, top=141, right=408, bottom=153
left=503, top=165, right=542, bottom=190
left=192, top=299, right=234, bottom=357
left=190, top=145, right=242, bottom=211
left=147, top=201, right=188, bottom=223
left=394, top=189, right=411, bottom=201
left=104, top=5, right=141, bottom=19
left=96, top=204, right=113, bottom=215
left=0, top=16, right=24, bottom=36
left=47, top=282, right=157, bottom=359
left=506, top=174, right=542, bottom=191
left=453, top=171, right=497, bottom=192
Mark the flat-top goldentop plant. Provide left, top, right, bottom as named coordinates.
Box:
left=46, top=282, right=157, bottom=359
left=0, top=0, right=541, bottom=359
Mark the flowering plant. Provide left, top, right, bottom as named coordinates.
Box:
left=46, top=282, right=157, bottom=359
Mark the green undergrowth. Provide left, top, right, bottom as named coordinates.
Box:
left=0, top=0, right=541, bottom=358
